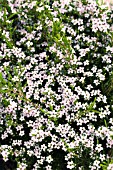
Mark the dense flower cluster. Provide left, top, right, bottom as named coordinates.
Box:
left=0, top=0, right=113, bottom=169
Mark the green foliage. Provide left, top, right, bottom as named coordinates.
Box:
left=100, top=159, right=113, bottom=170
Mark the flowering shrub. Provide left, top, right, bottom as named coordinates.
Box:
left=0, top=0, right=113, bottom=169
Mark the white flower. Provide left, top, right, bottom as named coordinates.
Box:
left=19, top=130, right=25, bottom=136
left=36, top=6, right=44, bottom=12
left=67, top=161, right=75, bottom=169
left=46, top=155, right=53, bottom=163
left=46, top=165, right=52, bottom=170
left=107, top=163, right=113, bottom=170
left=1, top=150, right=9, bottom=162
left=95, top=144, right=103, bottom=152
